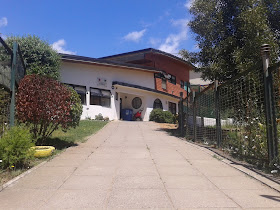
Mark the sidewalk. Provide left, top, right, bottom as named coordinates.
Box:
left=1, top=121, right=280, bottom=209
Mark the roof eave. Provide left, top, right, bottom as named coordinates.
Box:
left=99, top=48, right=195, bottom=69
left=60, top=55, right=163, bottom=74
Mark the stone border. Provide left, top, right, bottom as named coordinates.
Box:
left=182, top=139, right=280, bottom=193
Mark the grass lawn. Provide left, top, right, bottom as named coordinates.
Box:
left=0, top=120, right=108, bottom=186
left=39, top=120, right=108, bottom=150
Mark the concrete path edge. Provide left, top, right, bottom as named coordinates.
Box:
left=181, top=137, right=280, bottom=193
left=0, top=120, right=111, bottom=192
left=0, top=161, right=47, bottom=192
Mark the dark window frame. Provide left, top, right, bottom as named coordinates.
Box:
left=132, top=97, right=142, bottom=109
left=153, top=99, right=163, bottom=110
left=90, top=87, right=111, bottom=107
left=162, top=78, right=167, bottom=89
left=180, top=80, right=184, bottom=89
left=168, top=74, right=176, bottom=85
left=65, top=83, right=86, bottom=105
left=168, top=102, right=176, bottom=115
left=154, top=73, right=162, bottom=78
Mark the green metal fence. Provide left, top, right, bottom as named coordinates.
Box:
left=218, top=67, right=268, bottom=166
left=0, top=37, right=26, bottom=135
left=0, top=37, right=12, bottom=136
left=182, top=47, right=279, bottom=166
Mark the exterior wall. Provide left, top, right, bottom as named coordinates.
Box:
left=145, top=93, right=179, bottom=121
left=115, top=86, right=179, bottom=121
left=144, top=53, right=192, bottom=98
left=60, top=61, right=155, bottom=120
left=189, top=70, right=211, bottom=85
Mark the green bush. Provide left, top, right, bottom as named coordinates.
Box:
left=66, top=86, right=83, bottom=129
left=149, top=109, right=164, bottom=122
left=149, top=109, right=174, bottom=123
left=95, top=113, right=104, bottom=120
left=0, top=127, right=35, bottom=169
left=163, top=111, right=174, bottom=123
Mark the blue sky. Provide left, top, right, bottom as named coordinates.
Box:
left=0, top=0, right=196, bottom=58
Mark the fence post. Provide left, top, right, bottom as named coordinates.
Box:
left=269, top=71, right=279, bottom=159
left=179, top=92, right=184, bottom=136
left=215, top=80, right=222, bottom=147
left=261, top=44, right=278, bottom=163
left=193, top=91, right=197, bottom=141
left=9, top=42, right=18, bottom=127
left=185, top=83, right=189, bottom=138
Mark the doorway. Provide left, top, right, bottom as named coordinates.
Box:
left=120, top=98, right=122, bottom=120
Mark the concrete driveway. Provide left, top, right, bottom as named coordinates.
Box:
left=1, top=121, right=280, bottom=209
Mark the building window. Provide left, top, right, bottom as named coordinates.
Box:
left=90, top=88, right=111, bottom=107
left=132, top=97, right=142, bottom=109
left=154, top=73, right=162, bottom=78
left=65, top=84, right=86, bottom=105
left=180, top=80, right=184, bottom=88
left=162, top=78, right=167, bottom=89
left=168, top=75, right=176, bottom=85
left=168, top=102, right=176, bottom=114
left=184, top=81, right=189, bottom=91
left=153, top=99, right=163, bottom=110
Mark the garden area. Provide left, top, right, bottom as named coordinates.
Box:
left=0, top=35, right=108, bottom=186
left=181, top=65, right=280, bottom=179
left=0, top=120, right=107, bottom=185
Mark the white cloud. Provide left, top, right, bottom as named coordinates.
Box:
left=158, top=19, right=189, bottom=55
left=184, top=0, right=195, bottom=9
left=171, top=18, right=189, bottom=28
left=0, top=17, right=8, bottom=27
left=149, top=38, right=161, bottom=47
left=124, top=29, right=146, bottom=42
left=51, top=39, right=76, bottom=55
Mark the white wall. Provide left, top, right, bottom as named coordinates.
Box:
left=60, top=62, right=156, bottom=120
left=115, top=86, right=179, bottom=121
left=187, top=116, right=234, bottom=126
left=61, top=62, right=155, bottom=90
left=189, top=70, right=211, bottom=85
left=145, top=93, right=179, bottom=121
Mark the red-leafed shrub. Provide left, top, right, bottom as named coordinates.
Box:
left=16, top=75, right=77, bottom=140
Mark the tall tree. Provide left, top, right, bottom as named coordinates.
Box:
left=6, top=35, right=61, bottom=80
left=180, top=0, right=279, bottom=82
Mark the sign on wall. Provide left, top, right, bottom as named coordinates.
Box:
left=97, top=77, right=107, bottom=87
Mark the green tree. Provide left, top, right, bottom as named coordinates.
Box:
left=180, top=0, right=279, bottom=82
left=6, top=35, right=61, bottom=80
left=16, top=75, right=82, bottom=141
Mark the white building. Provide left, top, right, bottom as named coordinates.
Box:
left=60, top=49, right=194, bottom=121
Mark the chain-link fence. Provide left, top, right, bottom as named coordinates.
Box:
left=183, top=55, right=279, bottom=166
left=0, top=37, right=12, bottom=136
left=271, top=63, right=280, bottom=161
left=218, top=68, right=268, bottom=166
left=185, top=84, right=217, bottom=145
left=14, top=45, right=25, bottom=87
left=0, top=37, right=26, bottom=135
left=185, top=91, right=194, bottom=140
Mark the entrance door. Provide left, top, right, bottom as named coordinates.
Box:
left=120, top=98, right=122, bottom=120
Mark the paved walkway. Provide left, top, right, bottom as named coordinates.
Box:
left=1, top=121, right=280, bottom=209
